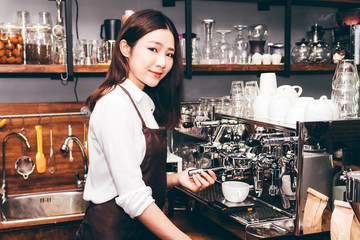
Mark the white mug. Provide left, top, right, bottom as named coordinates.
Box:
left=253, top=93, right=272, bottom=120
left=252, top=53, right=262, bottom=64
left=275, top=85, right=303, bottom=103
left=305, top=95, right=334, bottom=121
left=271, top=53, right=282, bottom=64
left=259, top=72, right=277, bottom=95
left=268, top=94, right=293, bottom=123
left=262, top=54, right=272, bottom=65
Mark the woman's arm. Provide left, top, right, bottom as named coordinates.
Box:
left=137, top=202, right=191, bottom=240
left=167, top=169, right=216, bottom=192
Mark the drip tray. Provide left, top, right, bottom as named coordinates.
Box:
left=175, top=181, right=293, bottom=225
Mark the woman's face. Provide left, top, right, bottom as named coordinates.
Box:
left=122, top=29, right=175, bottom=90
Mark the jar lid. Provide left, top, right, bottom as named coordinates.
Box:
left=2, top=23, right=21, bottom=31
left=295, top=38, right=309, bottom=46
left=27, top=23, right=51, bottom=32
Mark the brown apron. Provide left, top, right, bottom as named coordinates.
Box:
left=77, top=86, right=167, bottom=240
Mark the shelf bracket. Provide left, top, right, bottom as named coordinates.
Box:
left=64, top=0, right=74, bottom=81
left=284, top=0, right=292, bottom=77
left=184, top=0, right=192, bottom=79
left=162, top=0, right=176, bottom=7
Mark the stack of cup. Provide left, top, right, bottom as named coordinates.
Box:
left=243, top=81, right=259, bottom=118
left=230, top=81, right=244, bottom=117
left=331, top=59, right=360, bottom=119
left=253, top=73, right=277, bottom=120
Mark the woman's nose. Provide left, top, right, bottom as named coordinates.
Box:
left=155, top=54, right=166, bottom=68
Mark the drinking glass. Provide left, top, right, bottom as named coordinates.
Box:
left=53, top=38, right=66, bottom=64
left=230, top=81, right=245, bottom=116
left=233, top=25, right=249, bottom=64
left=331, top=59, right=359, bottom=119
left=243, top=81, right=259, bottom=118
left=230, top=80, right=244, bottom=98
left=214, top=30, right=232, bottom=64
left=199, top=19, right=219, bottom=64
left=73, top=39, right=86, bottom=65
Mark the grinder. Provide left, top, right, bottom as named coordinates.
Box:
left=347, top=171, right=360, bottom=222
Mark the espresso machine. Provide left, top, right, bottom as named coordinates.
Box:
left=100, top=19, right=121, bottom=63
left=170, top=105, right=360, bottom=238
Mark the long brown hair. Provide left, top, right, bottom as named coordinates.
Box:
left=86, top=9, right=183, bottom=129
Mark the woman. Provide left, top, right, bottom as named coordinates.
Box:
left=77, top=9, right=216, bottom=240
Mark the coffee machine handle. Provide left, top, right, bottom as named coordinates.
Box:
left=100, top=24, right=104, bottom=39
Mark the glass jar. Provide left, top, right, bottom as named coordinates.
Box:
left=26, top=24, right=52, bottom=64
left=248, top=24, right=268, bottom=54
left=309, top=41, right=331, bottom=64
left=0, top=23, right=24, bottom=64
left=291, top=38, right=311, bottom=64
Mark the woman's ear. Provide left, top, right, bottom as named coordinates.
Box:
left=119, top=39, right=131, bottom=58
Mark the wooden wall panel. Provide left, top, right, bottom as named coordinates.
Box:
left=0, top=102, right=89, bottom=195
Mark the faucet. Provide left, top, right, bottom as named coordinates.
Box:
left=1, top=132, right=31, bottom=221
left=60, top=135, right=88, bottom=188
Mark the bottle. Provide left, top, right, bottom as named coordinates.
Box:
left=332, top=42, right=345, bottom=64
left=122, top=10, right=134, bottom=25
left=332, top=148, right=352, bottom=209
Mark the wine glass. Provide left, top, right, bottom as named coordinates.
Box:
left=233, top=25, right=249, bottom=64
left=200, top=19, right=219, bottom=64
left=214, top=30, right=232, bottom=64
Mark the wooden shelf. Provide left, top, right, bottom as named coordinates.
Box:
left=191, top=64, right=284, bottom=72
left=74, top=64, right=110, bottom=73
left=0, top=64, right=110, bottom=73
left=290, top=63, right=337, bottom=72
left=0, top=63, right=338, bottom=74
left=0, top=64, right=66, bottom=73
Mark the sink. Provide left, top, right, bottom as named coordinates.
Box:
left=2, top=190, right=89, bottom=220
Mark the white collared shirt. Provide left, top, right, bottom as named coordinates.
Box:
left=83, top=79, right=159, bottom=218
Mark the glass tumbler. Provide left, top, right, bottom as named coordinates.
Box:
left=243, top=81, right=259, bottom=118
left=233, top=25, right=249, bottom=64
left=331, top=59, right=360, bottom=119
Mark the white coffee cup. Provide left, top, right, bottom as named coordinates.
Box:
left=268, top=94, right=293, bottom=123
left=253, top=93, right=272, bottom=120
left=275, top=85, right=303, bottom=103
left=252, top=53, right=262, bottom=64
left=222, top=181, right=249, bottom=203
left=259, top=72, right=277, bottom=95
left=262, top=54, right=272, bottom=65
left=295, top=97, right=314, bottom=108
left=284, top=105, right=306, bottom=126
left=305, top=95, right=334, bottom=121
left=282, top=175, right=296, bottom=196
left=271, top=53, right=282, bottom=64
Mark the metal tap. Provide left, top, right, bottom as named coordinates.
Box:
left=60, top=135, right=88, bottom=188
left=1, top=132, right=30, bottom=221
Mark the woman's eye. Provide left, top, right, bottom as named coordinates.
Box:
left=148, top=48, right=157, bottom=52
left=167, top=53, right=174, bottom=58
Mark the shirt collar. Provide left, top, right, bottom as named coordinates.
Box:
left=120, top=79, right=145, bottom=103
left=120, top=79, right=156, bottom=113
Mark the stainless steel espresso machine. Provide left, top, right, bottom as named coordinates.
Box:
left=171, top=110, right=360, bottom=238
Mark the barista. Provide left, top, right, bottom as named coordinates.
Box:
left=75, top=9, right=216, bottom=240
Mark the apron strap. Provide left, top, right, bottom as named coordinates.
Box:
left=119, top=85, right=147, bottom=128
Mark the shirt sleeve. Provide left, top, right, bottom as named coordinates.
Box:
left=92, top=91, right=154, bottom=218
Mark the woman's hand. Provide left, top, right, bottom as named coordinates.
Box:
left=177, top=168, right=216, bottom=192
